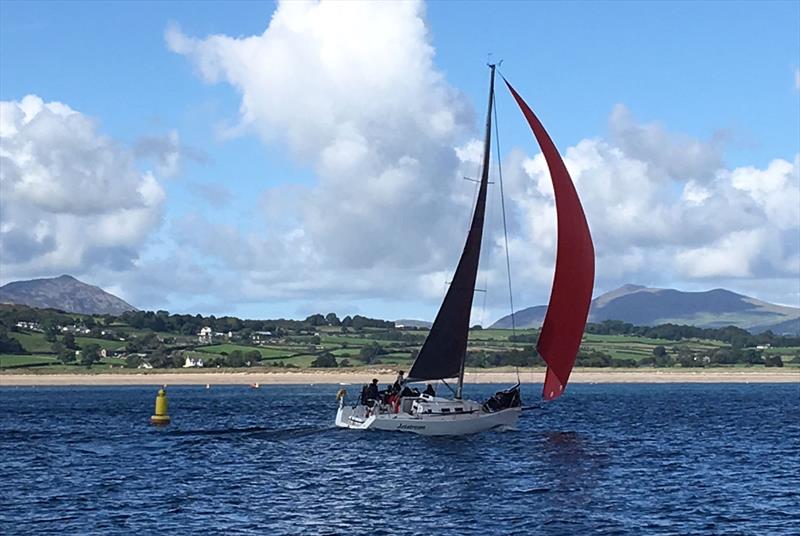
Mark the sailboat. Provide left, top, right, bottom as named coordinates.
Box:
left=335, top=65, right=595, bottom=435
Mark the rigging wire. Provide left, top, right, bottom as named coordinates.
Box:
left=492, top=88, right=516, bottom=336
left=493, top=74, right=523, bottom=389
left=475, top=131, right=501, bottom=386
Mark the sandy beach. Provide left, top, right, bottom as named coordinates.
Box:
left=1, top=368, right=796, bottom=386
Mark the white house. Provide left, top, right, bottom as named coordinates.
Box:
left=251, top=331, right=273, bottom=343
left=183, top=356, right=204, bottom=368
left=15, top=321, right=42, bottom=331
left=198, top=326, right=213, bottom=344
left=60, top=325, right=90, bottom=335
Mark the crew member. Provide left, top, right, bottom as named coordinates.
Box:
left=392, top=370, right=405, bottom=393
left=423, top=383, right=436, bottom=397
left=366, top=378, right=380, bottom=406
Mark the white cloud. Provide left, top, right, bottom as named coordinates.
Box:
left=0, top=95, right=165, bottom=278
left=134, top=129, right=207, bottom=178
left=728, top=157, right=799, bottom=229
left=675, top=230, right=766, bottom=278
left=134, top=130, right=182, bottom=178
left=512, top=108, right=799, bottom=304
left=608, top=104, right=724, bottom=182
left=682, top=180, right=711, bottom=205
left=2, top=2, right=792, bottom=320
left=164, top=0, right=800, bottom=320
left=167, top=0, right=475, bottom=300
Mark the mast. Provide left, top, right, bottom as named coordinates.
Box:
left=406, top=65, right=496, bottom=396
left=456, top=64, right=496, bottom=399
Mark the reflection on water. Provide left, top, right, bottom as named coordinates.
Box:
left=0, top=384, right=798, bottom=535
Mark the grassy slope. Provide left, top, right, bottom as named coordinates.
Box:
left=580, top=334, right=724, bottom=361
left=10, top=332, right=53, bottom=353
left=74, top=337, right=127, bottom=351
left=0, top=355, right=126, bottom=369
left=0, top=354, right=58, bottom=367
left=9, top=331, right=127, bottom=353
left=468, top=329, right=527, bottom=341
left=195, top=344, right=296, bottom=359
left=5, top=326, right=796, bottom=372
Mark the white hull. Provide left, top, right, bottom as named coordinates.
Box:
left=335, top=395, right=520, bottom=436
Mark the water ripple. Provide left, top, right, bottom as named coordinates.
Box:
left=0, top=383, right=797, bottom=535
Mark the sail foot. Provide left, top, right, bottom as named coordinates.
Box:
left=542, top=367, right=568, bottom=401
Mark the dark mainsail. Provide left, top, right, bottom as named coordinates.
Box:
left=504, top=79, right=595, bottom=401
left=407, top=65, right=496, bottom=392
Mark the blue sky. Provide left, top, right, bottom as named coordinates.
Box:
left=1, top=0, right=798, bottom=321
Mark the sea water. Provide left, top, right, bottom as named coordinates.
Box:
left=0, top=383, right=798, bottom=535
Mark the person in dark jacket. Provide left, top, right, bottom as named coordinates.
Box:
left=400, top=385, right=416, bottom=397
left=366, top=378, right=380, bottom=406
left=392, top=370, right=405, bottom=393
left=423, top=384, right=436, bottom=397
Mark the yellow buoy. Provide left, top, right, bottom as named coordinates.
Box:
left=150, top=386, right=171, bottom=425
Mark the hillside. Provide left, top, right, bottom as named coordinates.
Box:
left=491, top=284, right=800, bottom=335
left=394, top=319, right=432, bottom=329
left=0, top=275, right=137, bottom=316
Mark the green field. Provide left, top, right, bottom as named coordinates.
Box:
left=468, top=329, right=532, bottom=341
left=320, top=336, right=373, bottom=346
left=196, top=344, right=296, bottom=359
left=8, top=331, right=127, bottom=354
left=267, top=354, right=318, bottom=368
left=762, top=346, right=800, bottom=356
left=74, top=337, right=127, bottom=351
left=4, top=316, right=796, bottom=371
left=580, top=334, right=726, bottom=361
left=10, top=332, right=53, bottom=353
left=0, top=354, right=58, bottom=367
left=330, top=348, right=362, bottom=357
left=373, top=352, right=414, bottom=365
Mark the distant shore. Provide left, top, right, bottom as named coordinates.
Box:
left=0, top=368, right=796, bottom=386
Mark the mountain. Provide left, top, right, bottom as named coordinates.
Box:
left=394, top=319, right=433, bottom=329
left=490, top=284, right=800, bottom=335
left=0, top=275, right=137, bottom=315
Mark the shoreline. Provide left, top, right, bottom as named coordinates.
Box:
left=0, top=368, right=797, bottom=386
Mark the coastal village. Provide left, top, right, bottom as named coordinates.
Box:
left=1, top=304, right=797, bottom=373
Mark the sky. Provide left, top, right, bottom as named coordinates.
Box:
left=1, top=0, right=798, bottom=323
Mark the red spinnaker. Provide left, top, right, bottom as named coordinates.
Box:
left=504, top=79, right=595, bottom=401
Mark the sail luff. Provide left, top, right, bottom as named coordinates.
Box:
left=456, top=64, right=496, bottom=398
left=407, top=65, right=496, bottom=386
left=503, top=79, right=595, bottom=401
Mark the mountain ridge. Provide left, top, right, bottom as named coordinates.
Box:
left=491, top=285, right=800, bottom=335
left=0, top=275, right=137, bottom=316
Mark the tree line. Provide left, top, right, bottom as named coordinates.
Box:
left=585, top=320, right=799, bottom=348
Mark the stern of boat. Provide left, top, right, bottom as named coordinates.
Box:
left=335, top=400, right=356, bottom=428
left=335, top=400, right=377, bottom=430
